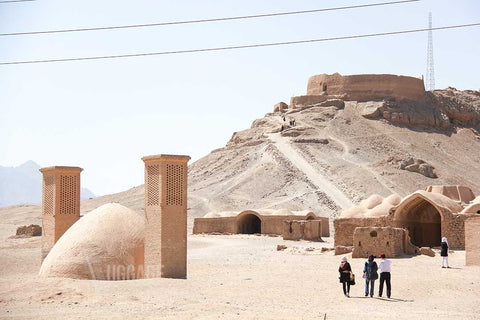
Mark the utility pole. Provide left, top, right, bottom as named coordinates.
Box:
left=426, top=12, right=435, bottom=91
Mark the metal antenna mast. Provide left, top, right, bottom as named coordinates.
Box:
left=426, top=12, right=435, bottom=91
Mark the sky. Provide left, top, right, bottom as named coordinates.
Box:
left=1, top=0, right=479, bottom=196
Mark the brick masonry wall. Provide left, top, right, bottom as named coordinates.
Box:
left=334, top=217, right=390, bottom=247
left=465, top=217, right=480, bottom=266
left=352, top=227, right=416, bottom=258
left=193, top=217, right=237, bottom=234
left=307, top=73, right=425, bottom=102
left=441, top=213, right=472, bottom=249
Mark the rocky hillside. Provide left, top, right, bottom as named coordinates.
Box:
left=187, top=88, right=480, bottom=221
left=3, top=88, right=479, bottom=230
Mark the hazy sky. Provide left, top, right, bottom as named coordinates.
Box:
left=1, top=0, right=479, bottom=196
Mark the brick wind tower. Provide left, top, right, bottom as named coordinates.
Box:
left=40, top=166, right=83, bottom=259
left=142, top=154, right=190, bottom=279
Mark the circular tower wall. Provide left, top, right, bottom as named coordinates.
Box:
left=307, top=73, right=425, bottom=102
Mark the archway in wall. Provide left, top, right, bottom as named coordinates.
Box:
left=237, top=214, right=261, bottom=234
left=395, top=199, right=441, bottom=247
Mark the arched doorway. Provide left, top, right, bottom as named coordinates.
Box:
left=395, top=199, right=441, bottom=247
left=237, top=214, right=261, bottom=234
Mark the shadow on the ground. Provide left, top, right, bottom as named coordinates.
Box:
left=348, top=296, right=413, bottom=302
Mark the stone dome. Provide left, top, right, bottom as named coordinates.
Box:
left=39, top=203, right=145, bottom=280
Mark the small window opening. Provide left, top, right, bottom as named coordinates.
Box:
left=370, top=231, right=378, bottom=237
left=323, top=84, right=327, bottom=92
left=386, top=241, right=390, bottom=247
left=358, top=241, right=362, bottom=247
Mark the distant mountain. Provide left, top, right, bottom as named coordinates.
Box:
left=0, top=161, right=95, bottom=208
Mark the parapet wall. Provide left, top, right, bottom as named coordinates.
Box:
left=307, top=73, right=425, bottom=102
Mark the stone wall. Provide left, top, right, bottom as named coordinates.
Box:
left=352, top=226, right=417, bottom=258
left=307, top=73, right=425, bottom=102
left=465, top=217, right=480, bottom=266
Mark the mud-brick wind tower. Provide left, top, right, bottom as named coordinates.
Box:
left=142, top=154, right=190, bottom=279
left=39, top=166, right=83, bottom=259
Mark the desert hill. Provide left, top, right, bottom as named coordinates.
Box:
left=187, top=87, right=480, bottom=222
left=2, top=87, right=479, bottom=233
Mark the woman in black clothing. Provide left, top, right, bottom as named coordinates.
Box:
left=339, top=256, right=352, bottom=297
left=441, top=237, right=450, bottom=268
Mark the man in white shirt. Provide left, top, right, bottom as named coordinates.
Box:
left=378, top=253, right=392, bottom=298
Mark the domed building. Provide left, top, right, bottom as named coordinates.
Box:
left=39, top=203, right=145, bottom=280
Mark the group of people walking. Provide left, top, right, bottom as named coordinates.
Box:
left=338, top=254, right=391, bottom=298
left=280, top=116, right=296, bottom=130
left=338, top=236, right=451, bottom=298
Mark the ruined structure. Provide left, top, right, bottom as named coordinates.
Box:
left=193, top=209, right=329, bottom=237
left=289, top=73, right=425, bottom=109
left=40, top=166, right=82, bottom=259
left=142, top=154, right=190, bottom=279
left=335, top=186, right=479, bottom=252
left=352, top=227, right=417, bottom=258
left=283, top=219, right=323, bottom=241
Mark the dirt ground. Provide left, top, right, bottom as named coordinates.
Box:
left=1, top=91, right=480, bottom=319
left=1, top=228, right=480, bottom=319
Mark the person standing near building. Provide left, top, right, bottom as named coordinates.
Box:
left=338, top=256, right=352, bottom=297
left=363, top=255, right=378, bottom=297
left=441, top=237, right=450, bottom=268
left=378, top=253, right=391, bottom=298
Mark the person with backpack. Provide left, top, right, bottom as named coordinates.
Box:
left=338, top=256, right=353, bottom=297
left=363, top=255, right=378, bottom=297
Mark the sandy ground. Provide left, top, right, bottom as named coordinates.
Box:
left=1, top=229, right=480, bottom=319
left=1, top=92, right=480, bottom=319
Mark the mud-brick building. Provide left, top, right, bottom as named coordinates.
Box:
left=289, top=73, right=426, bottom=109
left=335, top=185, right=480, bottom=250
left=193, top=209, right=329, bottom=237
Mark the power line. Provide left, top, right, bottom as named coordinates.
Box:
left=0, top=0, right=420, bottom=37
left=1, top=22, right=479, bottom=66
left=0, top=0, right=35, bottom=3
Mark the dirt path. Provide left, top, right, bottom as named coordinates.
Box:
left=326, top=134, right=397, bottom=194
left=294, top=112, right=397, bottom=195
left=267, top=132, right=353, bottom=209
